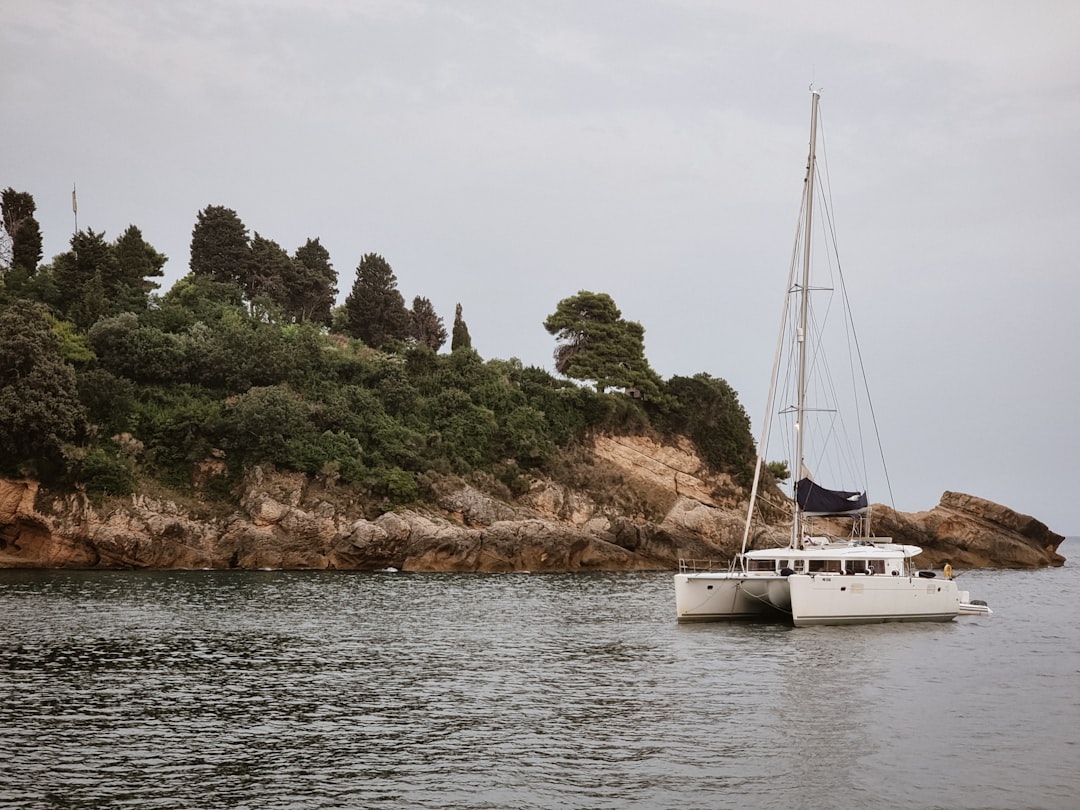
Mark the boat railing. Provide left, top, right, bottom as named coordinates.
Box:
left=678, top=558, right=735, bottom=573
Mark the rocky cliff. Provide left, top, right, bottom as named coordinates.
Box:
left=0, top=437, right=1065, bottom=572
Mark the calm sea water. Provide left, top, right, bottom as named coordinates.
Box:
left=0, top=540, right=1076, bottom=810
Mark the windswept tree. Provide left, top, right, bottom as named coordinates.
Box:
left=189, top=205, right=250, bottom=288
left=543, top=290, right=662, bottom=397
left=291, top=237, right=337, bottom=324
left=343, top=252, right=411, bottom=349
left=451, top=302, right=472, bottom=352
left=411, top=296, right=447, bottom=351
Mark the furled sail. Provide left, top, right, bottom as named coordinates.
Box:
left=795, top=477, right=868, bottom=516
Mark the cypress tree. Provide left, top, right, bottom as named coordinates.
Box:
left=451, top=302, right=472, bottom=352
left=189, top=205, right=251, bottom=288
left=343, top=253, right=411, bottom=349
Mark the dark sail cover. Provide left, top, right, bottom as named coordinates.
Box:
left=796, top=477, right=868, bottom=515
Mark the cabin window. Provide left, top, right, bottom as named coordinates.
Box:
left=842, top=565, right=876, bottom=578
left=747, top=560, right=775, bottom=572
left=808, top=559, right=842, bottom=573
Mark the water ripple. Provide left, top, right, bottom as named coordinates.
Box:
left=0, top=554, right=1078, bottom=809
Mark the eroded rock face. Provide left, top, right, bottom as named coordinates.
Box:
left=871, top=491, right=1065, bottom=568
left=591, top=435, right=741, bottom=509
left=0, top=440, right=1066, bottom=571
left=0, top=475, right=671, bottom=572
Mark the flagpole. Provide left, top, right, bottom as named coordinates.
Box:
left=72, top=183, right=78, bottom=234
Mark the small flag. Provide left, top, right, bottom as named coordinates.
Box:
left=72, top=184, right=78, bottom=215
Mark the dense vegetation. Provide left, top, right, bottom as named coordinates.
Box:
left=0, top=188, right=757, bottom=511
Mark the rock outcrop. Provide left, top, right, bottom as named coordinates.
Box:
left=871, top=491, right=1066, bottom=568
left=0, top=438, right=1066, bottom=572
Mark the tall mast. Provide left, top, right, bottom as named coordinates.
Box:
left=794, top=89, right=820, bottom=546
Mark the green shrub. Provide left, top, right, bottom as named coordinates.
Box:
left=285, top=430, right=365, bottom=483
left=383, top=468, right=418, bottom=506
left=74, top=447, right=137, bottom=497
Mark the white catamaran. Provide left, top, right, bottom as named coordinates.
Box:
left=674, top=89, right=989, bottom=626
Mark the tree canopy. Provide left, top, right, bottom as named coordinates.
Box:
left=0, top=186, right=758, bottom=509
left=451, top=302, right=472, bottom=352
left=343, top=253, right=412, bottom=349
left=544, top=290, right=663, bottom=398
left=190, top=205, right=250, bottom=287
left=658, top=373, right=756, bottom=484
left=111, top=225, right=167, bottom=311
left=0, top=303, right=87, bottom=478
left=1, top=188, right=42, bottom=274
left=411, top=295, right=447, bottom=351
left=291, top=238, right=337, bottom=324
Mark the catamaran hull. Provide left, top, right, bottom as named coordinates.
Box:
left=673, top=573, right=787, bottom=621
left=786, top=574, right=960, bottom=626
left=674, top=571, right=962, bottom=625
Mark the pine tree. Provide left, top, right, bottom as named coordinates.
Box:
left=544, top=290, right=662, bottom=396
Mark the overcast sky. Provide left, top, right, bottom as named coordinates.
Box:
left=4, top=1, right=1079, bottom=535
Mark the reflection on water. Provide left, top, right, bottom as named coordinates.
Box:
left=0, top=552, right=1078, bottom=809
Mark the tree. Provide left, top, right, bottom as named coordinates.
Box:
left=189, top=205, right=250, bottom=288
left=112, top=225, right=166, bottom=312
left=87, top=313, right=188, bottom=384
left=248, top=232, right=291, bottom=311
left=151, top=272, right=247, bottom=332
left=1, top=188, right=43, bottom=274
left=49, top=229, right=119, bottom=328
left=661, top=373, right=756, bottom=483
left=32, top=226, right=167, bottom=323
left=343, top=253, right=411, bottom=349
left=1, top=189, right=36, bottom=241
left=0, top=303, right=87, bottom=478
left=221, top=384, right=317, bottom=465
left=543, top=290, right=662, bottom=396
left=451, top=302, right=472, bottom=352
left=766, top=460, right=791, bottom=482
left=291, top=238, right=337, bottom=324
left=12, top=218, right=42, bottom=274
left=411, top=296, right=447, bottom=351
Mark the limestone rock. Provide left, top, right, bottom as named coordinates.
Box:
left=592, top=435, right=739, bottom=508
left=872, top=491, right=1065, bottom=568
left=432, top=481, right=525, bottom=526
left=0, top=438, right=1067, bottom=572
left=519, top=481, right=600, bottom=525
